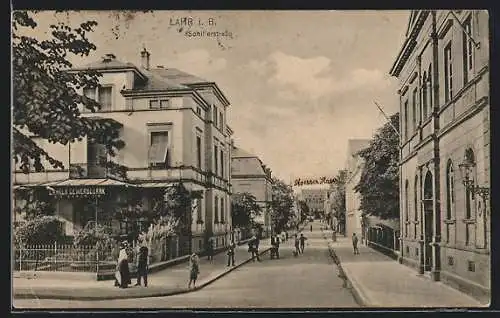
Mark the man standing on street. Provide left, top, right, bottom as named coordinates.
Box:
left=352, top=233, right=360, bottom=255
left=135, top=245, right=149, bottom=287
left=299, top=233, right=308, bottom=254
left=227, top=240, right=236, bottom=266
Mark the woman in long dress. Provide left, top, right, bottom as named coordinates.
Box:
left=188, top=253, right=200, bottom=289
left=115, top=241, right=131, bottom=289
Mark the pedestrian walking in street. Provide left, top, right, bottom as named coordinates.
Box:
left=227, top=240, right=236, bottom=266
left=270, top=234, right=280, bottom=259
left=281, top=231, right=286, bottom=243
left=188, top=253, right=200, bottom=289
left=293, top=234, right=300, bottom=257
left=114, top=241, right=131, bottom=289
left=352, top=233, right=360, bottom=255
left=135, top=245, right=149, bottom=287
left=248, top=234, right=261, bottom=262
left=207, top=236, right=215, bottom=262
left=310, top=224, right=313, bottom=232
left=299, top=233, right=308, bottom=254
left=285, top=231, right=289, bottom=241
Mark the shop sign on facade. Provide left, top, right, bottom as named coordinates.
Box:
left=53, top=187, right=106, bottom=198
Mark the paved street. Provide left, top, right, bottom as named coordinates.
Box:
left=14, top=222, right=359, bottom=309
left=323, top=230, right=485, bottom=307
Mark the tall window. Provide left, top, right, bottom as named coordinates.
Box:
left=463, top=17, right=474, bottom=84
left=214, top=195, right=219, bottom=223
left=464, top=148, right=475, bottom=245
left=219, top=111, right=224, bottom=130
left=213, top=107, right=218, bottom=127
left=427, top=64, right=433, bottom=112
left=444, top=42, right=453, bottom=103
left=196, top=136, right=202, bottom=169
left=220, top=149, right=224, bottom=177
left=404, top=100, right=409, bottom=140
left=221, top=197, right=225, bottom=223
left=149, top=131, right=169, bottom=167
left=196, top=198, right=202, bottom=222
left=214, top=145, right=218, bottom=175
left=414, top=176, right=418, bottom=239
left=83, top=87, right=96, bottom=101
left=422, top=72, right=428, bottom=120
left=98, top=86, right=112, bottom=111
left=412, top=88, right=418, bottom=131
left=405, top=180, right=409, bottom=237
left=446, top=160, right=455, bottom=220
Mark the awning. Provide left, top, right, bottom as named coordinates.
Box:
left=139, top=182, right=175, bottom=188
left=46, top=178, right=134, bottom=187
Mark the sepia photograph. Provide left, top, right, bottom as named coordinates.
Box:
left=11, top=10, right=490, bottom=309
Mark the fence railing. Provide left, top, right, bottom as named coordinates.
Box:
left=366, top=226, right=401, bottom=259
left=14, top=236, right=193, bottom=273
left=13, top=243, right=117, bottom=273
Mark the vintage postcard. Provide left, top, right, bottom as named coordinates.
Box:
left=11, top=10, right=490, bottom=309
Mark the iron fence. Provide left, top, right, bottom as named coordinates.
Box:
left=13, top=243, right=117, bottom=273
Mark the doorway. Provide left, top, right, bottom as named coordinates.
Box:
left=423, top=171, right=433, bottom=272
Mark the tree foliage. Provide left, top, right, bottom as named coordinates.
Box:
left=14, top=216, right=65, bottom=246
left=270, top=178, right=294, bottom=233
left=298, top=200, right=309, bottom=221
left=73, top=222, right=115, bottom=250
left=354, top=112, right=400, bottom=220
left=331, top=169, right=348, bottom=219
left=12, top=11, right=125, bottom=174
left=231, top=192, right=262, bottom=229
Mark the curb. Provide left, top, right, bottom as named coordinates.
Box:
left=14, top=248, right=271, bottom=301
left=320, top=229, right=369, bottom=307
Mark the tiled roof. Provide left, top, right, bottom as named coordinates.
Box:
left=231, top=146, right=258, bottom=158
left=150, top=68, right=209, bottom=86
left=134, top=68, right=189, bottom=90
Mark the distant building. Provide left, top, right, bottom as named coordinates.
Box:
left=13, top=48, right=233, bottom=254
left=230, top=146, right=273, bottom=238
left=390, top=10, right=490, bottom=302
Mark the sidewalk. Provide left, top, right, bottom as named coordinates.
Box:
left=321, top=229, right=485, bottom=308
left=13, top=243, right=271, bottom=300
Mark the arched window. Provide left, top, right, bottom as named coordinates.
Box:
left=405, top=180, right=409, bottom=237
left=446, top=160, right=455, bottom=220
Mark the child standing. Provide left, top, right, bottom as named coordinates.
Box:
left=188, top=253, right=200, bottom=289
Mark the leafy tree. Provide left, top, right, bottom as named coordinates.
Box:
left=354, top=112, right=400, bottom=220
left=12, top=11, right=125, bottom=175
left=231, top=192, right=262, bottom=229
left=14, top=216, right=65, bottom=246
left=270, top=178, right=294, bottom=234
left=298, top=200, right=309, bottom=221
left=331, top=169, right=348, bottom=219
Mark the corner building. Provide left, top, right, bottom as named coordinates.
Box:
left=390, top=10, right=490, bottom=302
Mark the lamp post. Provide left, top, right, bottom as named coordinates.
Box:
left=458, top=158, right=489, bottom=200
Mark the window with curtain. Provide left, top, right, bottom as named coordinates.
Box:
left=220, top=149, right=224, bottom=177
left=412, top=87, right=418, bottom=131
left=422, top=72, right=428, bottom=120
left=414, top=176, right=418, bottom=239
left=98, top=86, right=112, bottom=111
left=214, top=145, right=218, bottom=175
left=404, top=100, right=409, bottom=140
left=149, top=131, right=169, bottom=167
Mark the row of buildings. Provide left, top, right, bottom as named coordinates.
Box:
left=325, top=10, right=490, bottom=303
left=12, top=48, right=274, bottom=254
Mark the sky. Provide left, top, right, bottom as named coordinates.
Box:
left=27, top=10, right=410, bottom=182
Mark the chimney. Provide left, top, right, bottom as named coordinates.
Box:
left=102, top=53, right=116, bottom=63
left=140, top=47, right=150, bottom=70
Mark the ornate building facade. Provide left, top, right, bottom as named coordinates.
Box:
left=390, top=10, right=490, bottom=302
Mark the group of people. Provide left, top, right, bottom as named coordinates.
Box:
left=114, top=241, right=149, bottom=289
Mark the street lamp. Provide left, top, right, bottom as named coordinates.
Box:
left=458, top=158, right=489, bottom=200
